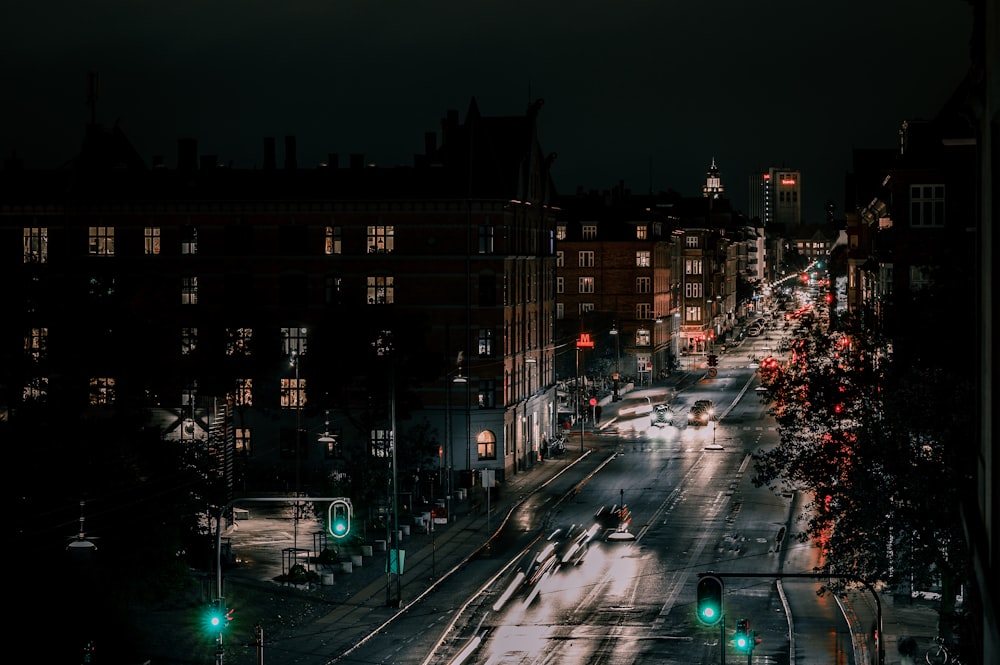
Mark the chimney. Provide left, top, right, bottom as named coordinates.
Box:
left=284, top=135, right=297, bottom=170
left=263, top=137, right=276, bottom=170
left=178, top=138, right=198, bottom=171
left=350, top=153, right=364, bottom=170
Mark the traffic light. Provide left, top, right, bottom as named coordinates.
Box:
left=696, top=575, right=724, bottom=625
left=735, top=618, right=750, bottom=650
left=329, top=498, right=352, bottom=538
left=204, top=598, right=232, bottom=632
left=707, top=354, right=718, bottom=367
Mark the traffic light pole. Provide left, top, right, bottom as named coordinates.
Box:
left=701, top=571, right=884, bottom=665
left=213, top=496, right=349, bottom=601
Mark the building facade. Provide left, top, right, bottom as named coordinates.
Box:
left=4, top=98, right=559, bottom=503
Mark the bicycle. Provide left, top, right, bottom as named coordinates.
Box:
left=925, top=636, right=958, bottom=665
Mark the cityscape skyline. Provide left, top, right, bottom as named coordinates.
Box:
left=1, top=1, right=974, bottom=223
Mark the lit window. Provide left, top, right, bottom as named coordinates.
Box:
left=89, top=377, right=115, bottom=405
left=281, top=327, right=308, bottom=357
left=325, top=226, right=342, bottom=255
left=579, top=276, right=595, bottom=293
left=88, top=226, right=115, bottom=256
left=280, top=377, right=306, bottom=409
left=582, top=224, right=597, bottom=240
left=685, top=306, right=701, bottom=322
left=478, top=328, right=494, bottom=357
left=23, top=377, right=48, bottom=401
left=235, top=428, right=252, bottom=456
left=181, top=327, right=197, bottom=355
left=636, top=277, right=651, bottom=293
left=556, top=251, right=564, bottom=267
left=182, top=381, right=197, bottom=407
left=181, top=276, right=198, bottom=305
left=226, top=328, right=253, bottom=356
left=686, top=259, right=703, bottom=275
left=636, top=225, right=648, bottom=240
left=556, top=303, right=564, bottom=319
left=478, top=380, right=496, bottom=409
left=910, top=184, right=945, bottom=227
left=367, top=275, right=394, bottom=304
left=371, top=429, right=392, bottom=458
left=636, top=303, right=652, bottom=320
left=685, top=235, right=699, bottom=249
left=367, top=225, right=394, bottom=254
left=581, top=302, right=595, bottom=313
left=144, top=227, right=161, bottom=255
left=23, top=227, right=47, bottom=263
left=556, top=224, right=567, bottom=240
left=636, top=250, right=650, bottom=267
left=181, top=225, right=198, bottom=255
left=477, top=429, right=497, bottom=459
left=230, top=379, right=253, bottom=406
left=636, top=328, right=651, bottom=347
left=556, top=276, right=564, bottom=294
left=685, top=281, right=703, bottom=298
left=578, top=251, right=594, bottom=267
left=25, top=327, right=47, bottom=361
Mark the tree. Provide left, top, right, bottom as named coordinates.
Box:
left=752, top=321, right=971, bottom=629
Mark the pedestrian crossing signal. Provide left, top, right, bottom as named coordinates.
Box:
left=329, top=498, right=352, bottom=538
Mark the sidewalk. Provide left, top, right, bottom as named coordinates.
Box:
left=839, top=587, right=942, bottom=665
left=220, top=442, right=594, bottom=662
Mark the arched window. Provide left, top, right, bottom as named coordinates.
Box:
left=477, top=430, right=497, bottom=460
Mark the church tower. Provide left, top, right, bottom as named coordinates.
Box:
left=702, top=158, right=724, bottom=199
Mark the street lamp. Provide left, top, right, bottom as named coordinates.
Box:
left=446, top=365, right=467, bottom=524
left=609, top=324, right=620, bottom=401
left=673, top=312, right=681, bottom=372
left=524, top=356, right=537, bottom=468
left=289, top=352, right=302, bottom=570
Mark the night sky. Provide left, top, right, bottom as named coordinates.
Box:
left=1, top=1, right=973, bottom=222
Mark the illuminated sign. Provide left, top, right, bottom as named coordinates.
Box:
left=576, top=333, right=595, bottom=348
left=780, top=178, right=797, bottom=185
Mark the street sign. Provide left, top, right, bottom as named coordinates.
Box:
left=707, top=368, right=718, bottom=378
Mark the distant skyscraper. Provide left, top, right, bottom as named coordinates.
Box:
left=748, top=167, right=802, bottom=228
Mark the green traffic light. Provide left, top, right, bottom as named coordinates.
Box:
left=328, top=498, right=352, bottom=539
left=696, top=575, right=724, bottom=626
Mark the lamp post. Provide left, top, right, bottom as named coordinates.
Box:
left=446, top=366, right=467, bottom=524
left=610, top=324, right=620, bottom=401
left=673, top=312, right=681, bottom=372
left=524, top=356, right=537, bottom=467
left=289, top=352, right=302, bottom=571
left=575, top=332, right=594, bottom=451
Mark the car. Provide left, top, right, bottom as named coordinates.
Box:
left=650, top=403, right=674, bottom=427
left=687, top=399, right=715, bottom=425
